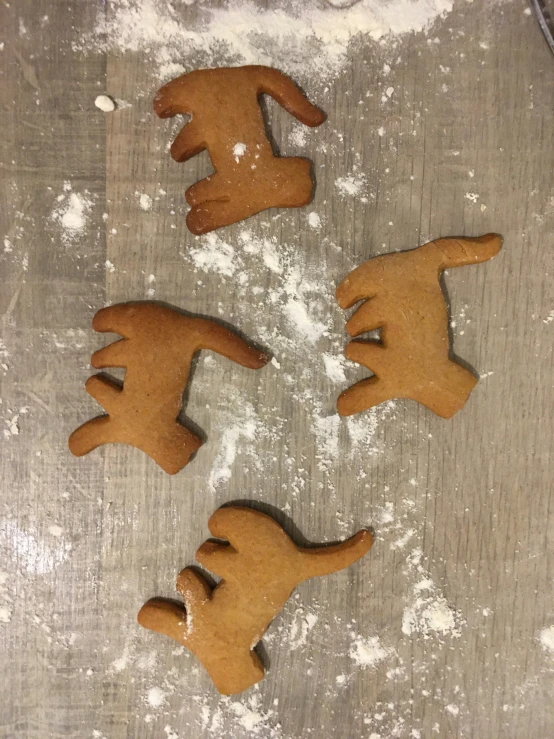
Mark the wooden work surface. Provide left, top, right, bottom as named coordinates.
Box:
left=1, top=1, right=553, bottom=737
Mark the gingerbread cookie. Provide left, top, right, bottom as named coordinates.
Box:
left=154, top=65, right=326, bottom=234
left=69, top=303, right=268, bottom=474
left=138, top=506, right=372, bottom=695
left=336, top=233, right=503, bottom=418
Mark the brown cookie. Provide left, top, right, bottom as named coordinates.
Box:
left=68, top=303, right=268, bottom=474
left=138, top=506, right=372, bottom=695
left=154, top=65, right=326, bottom=234
left=336, top=234, right=503, bottom=418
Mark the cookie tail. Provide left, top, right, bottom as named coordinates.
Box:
left=433, top=233, right=503, bottom=268
left=299, top=530, right=373, bottom=579
left=256, top=66, right=326, bottom=127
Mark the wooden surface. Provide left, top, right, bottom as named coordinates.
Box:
left=1, top=1, right=553, bottom=738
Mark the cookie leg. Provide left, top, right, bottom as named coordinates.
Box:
left=344, top=340, right=387, bottom=375
left=270, top=157, right=314, bottom=207
left=85, top=374, right=122, bottom=414
left=337, top=376, right=393, bottom=416
left=139, top=422, right=203, bottom=475
left=186, top=200, right=241, bottom=235
left=415, top=360, right=478, bottom=418
left=185, top=175, right=228, bottom=207
left=68, top=415, right=113, bottom=456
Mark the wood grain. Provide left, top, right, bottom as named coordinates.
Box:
left=1, top=1, right=553, bottom=738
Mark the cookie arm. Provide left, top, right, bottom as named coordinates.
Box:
left=256, top=67, right=326, bottom=127
left=137, top=598, right=188, bottom=643
left=298, top=530, right=373, bottom=580
left=194, top=320, right=269, bottom=369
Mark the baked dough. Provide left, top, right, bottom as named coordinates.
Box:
left=138, top=506, right=372, bottom=694
left=69, top=303, right=268, bottom=474
left=336, top=234, right=503, bottom=418
left=155, top=65, right=326, bottom=234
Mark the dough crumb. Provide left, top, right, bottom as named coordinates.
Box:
left=95, top=94, right=116, bottom=112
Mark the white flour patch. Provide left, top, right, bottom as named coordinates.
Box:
left=323, top=353, right=347, bottom=383
left=51, top=183, right=94, bottom=244
left=48, top=525, right=63, bottom=538
left=1, top=520, right=72, bottom=575
left=401, top=549, right=464, bottom=640
left=543, top=309, right=554, bottom=325
left=307, top=211, right=321, bottom=229
left=345, top=400, right=396, bottom=451
left=289, top=123, right=307, bottom=146
left=136, top=192, right=153, bottom=211
left=188, top=233, right=237, bottom=277
left=209, top=399, right=262, bottom=490
left=288, top=609, right=319, bottom=650
left=0, top=572, right=11, bottom=625
left=335, top=172, right=367, bottom=198
left=147, top=273, right=156, bottom=297
left=225, top=694, right=280, bottom=736
left=539, top=626, right=554, bottom=655
left=110, top=644, right=134, bottom=674
left=233, top=142, right=247, bottom=162
left=3, top=405, right=30, bottom=438
left=79, top=0, right=455, bottom=84
left=283, top=298, right=328, bottom=343
left=0, top=340, right=10, bottom=374
left=146, top=686, right=167, bottom=708
left=349, top=634, right=393, bottom=669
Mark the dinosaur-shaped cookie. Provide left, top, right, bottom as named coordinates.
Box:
left=69, top=303, right=268, bottom=474
left=138, top=506, right=372, bottom=694
left=336, top=233, right=503, bottom=418
left=155, top=65, right=326, bottom=234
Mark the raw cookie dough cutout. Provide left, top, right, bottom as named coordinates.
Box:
left=336, top=233, right=503, bottom=418
left=69, top=303, right=268, bottom=474
left=155, top=65, right=326, bottom=234
left=138, top=506, right=372, bottom=694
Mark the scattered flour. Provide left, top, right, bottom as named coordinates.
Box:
left=401, top=549, right=464, bottom=640
left=1, top=520, right=72, bottom=575
left=288, top=609, right=319, bottom=650
left=289, top=123, right=307, bottom=146
left=189, top=233, right=237, bottom=277
left=147, top=686, right=167, bottom=708
left=233, top=142, right=247, bottom=162
left=208, top=399, right=262, bottom=490
left=349, top=634, right=392, bottom=668
left=539, top=626, right=554, bottom=656
left=51, top=183, right=93, bottom=244
left=79, top=0, right=456, bottom=83
left=0, top=573, right=11, bottom=624
left=225, top=695, right=280, bottom=736
left=136, top=192, right=153, bottom=211
left=322, top=353, right=347, bottom=383
left=307, top=211, right=321, bottom=229
left=335, top=172, right=367, bottom=198
left=3, top=405, right=29, bottom=438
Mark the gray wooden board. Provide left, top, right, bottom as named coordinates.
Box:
left=1, top=0, right=553, bottom=737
